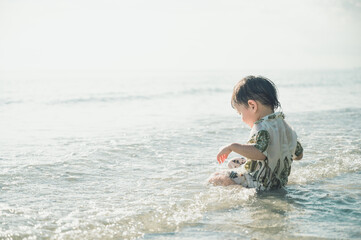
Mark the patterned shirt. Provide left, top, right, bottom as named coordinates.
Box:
left=244, top=112, right=303, bottom=190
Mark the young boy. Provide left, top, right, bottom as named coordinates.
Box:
left=209, top=76, right=303, bottom=190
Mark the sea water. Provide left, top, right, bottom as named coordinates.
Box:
left=0, top=70, right=360, bottom=239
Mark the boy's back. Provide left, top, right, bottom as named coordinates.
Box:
left=247, top=112, right=299, bottom=190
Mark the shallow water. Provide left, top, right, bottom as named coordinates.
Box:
left=1, top=70, right=361, bottom=239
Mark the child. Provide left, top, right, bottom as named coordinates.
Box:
left=209, top=76, right=303, bottom=190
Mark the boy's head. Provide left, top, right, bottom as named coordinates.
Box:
left=231, top=75, right=280, bottom=111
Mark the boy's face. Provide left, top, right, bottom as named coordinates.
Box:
left=233, top=102, right=256, bottom=128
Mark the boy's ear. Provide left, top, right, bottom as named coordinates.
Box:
left=247, top=100, right=257, bottom=112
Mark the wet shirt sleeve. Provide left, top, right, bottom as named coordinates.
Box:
left=253, top=130, right=270, bottom=156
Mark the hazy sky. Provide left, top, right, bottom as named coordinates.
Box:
left=1, top=0, right=360, bottom=74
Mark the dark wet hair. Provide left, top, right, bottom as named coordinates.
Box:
left=231, top=75, right=281, bottom=110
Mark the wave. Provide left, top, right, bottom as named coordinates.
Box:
left=0, top=99, right=24, bottom=105
left=37, top=186, right=256, bottom=240
left=288, top=108, right=361, bottom=184
left=47, top=87, right=227, bottom=105
left=289, top=151, right=361, bottom=185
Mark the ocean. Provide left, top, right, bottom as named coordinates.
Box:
left=1, top=69, right=360, bottom=239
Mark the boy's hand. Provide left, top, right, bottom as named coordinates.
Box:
left=217, top=145, right=232, bottom=164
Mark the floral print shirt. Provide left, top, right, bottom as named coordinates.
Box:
left=245, top=112, right=303, bottom=190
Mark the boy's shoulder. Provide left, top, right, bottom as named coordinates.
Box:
left=255, top=112, right=285, bottom=125
left=252, top=112, right=289, bottom=135
left=254, top=112, right=286, bottom=128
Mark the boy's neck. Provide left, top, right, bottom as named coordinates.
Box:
left=256, top=105, right=274, bottom=121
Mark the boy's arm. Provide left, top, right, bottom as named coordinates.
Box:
left=293, top=141, right=303, bottom=160
left=293, top=153, right=303, bottom=160
left=217, top=143, right=266, bottom=164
